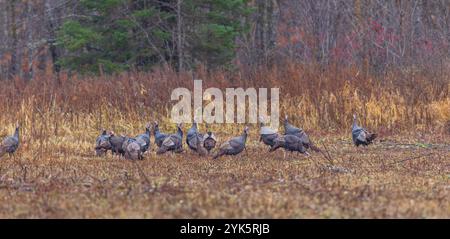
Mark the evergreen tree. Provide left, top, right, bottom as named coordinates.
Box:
left=182, top=0, right=251, bottom=68
left=57, top=0, right=174, bottom=74
left=57, top=0, right=250, bottom=74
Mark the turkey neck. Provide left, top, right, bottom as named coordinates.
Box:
left=14, top=127, right=19, bottom=140
left=284, top=120, right=295, bottom=130
left=154, top=126, right=160, bottom=137
left=352, top=117, right=358, bottom=130
left=242, top=131, right=248, bottom=143
left=177, top=127, right=183, bottom=137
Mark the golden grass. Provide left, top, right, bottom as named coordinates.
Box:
left=0, top=63, right=449, bottom=218
left=0, top=135, right=448, bottom=218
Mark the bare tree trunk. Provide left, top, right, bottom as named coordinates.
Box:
left=8, top=0, right=18, bottom=78
left=0, top=2, right=7, bottom=78
left=177, top=0, right=183, bottom=71
left=254, top=0, right=279, bottom=64
left=26, top=0, right=34, bottom=80
left=45, top=0, right=60, bottom=74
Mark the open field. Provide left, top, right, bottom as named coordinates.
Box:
left=0, top=130, right=448, bottom=218
left=0, top=65, right=449, bottom=218
left=1, top=0, right=449, bottom=220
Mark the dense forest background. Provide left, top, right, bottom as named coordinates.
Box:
left=0, top=0, right=449, bottom=78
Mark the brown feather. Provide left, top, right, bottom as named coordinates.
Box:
left=367, top=133, right=377, bottom=143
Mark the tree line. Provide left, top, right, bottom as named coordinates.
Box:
left=0, top=0, right=449, bottom=78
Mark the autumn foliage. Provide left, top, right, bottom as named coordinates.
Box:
left=1, top=63, right=449, bottom=135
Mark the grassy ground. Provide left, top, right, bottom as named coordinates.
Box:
left=0, top=132, right=448, bottom=218
left=0, top=66, right=448, bottom=218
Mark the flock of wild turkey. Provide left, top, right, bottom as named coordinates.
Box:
left=92, top=114, right=376, bottom=160
left=0, top=114, right=376, bottom=160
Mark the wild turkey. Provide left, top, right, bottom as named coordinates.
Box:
left=269, top=135, right=310, bottom=156
left=213, top=126, right=249, bottom=159
left=153, top=121, right=168, bottom=148
left=352, top=114, right=377, bottom=147
left=195, top=132, right=208, bottom=156
left=109, top=131, right=126, bottom=156
left=283, top=115, right=320, bottom=152
left=186, top=121, right=199, bottom=151
left=186, top=121, right=205, bottom=152
left=259, top=117, right=280, bottom=147
left=202, top=131, right=217, bottom=153
left=124, top=138, right=143, bottom=160
left=0, top=124, right=20, bottom=159
left=121, top=137, right=132, bottom=154
left=135, top=123, right=151, bottom=153
left=156, top=123, right=183, bottom=154
left=95, top=129, right=112, bottom=156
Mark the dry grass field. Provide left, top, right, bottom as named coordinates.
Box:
left=0, top=133, right=450, bottom=218
left=0, top=65, right=449, bottom=218
left=0, top=131, right=448, bottom=218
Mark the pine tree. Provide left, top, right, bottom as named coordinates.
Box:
left=183, top=0, right=251, bottom=69
left=56, top=0, right=250, bottom=74
left=57, top=0, right=174, bottom=74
